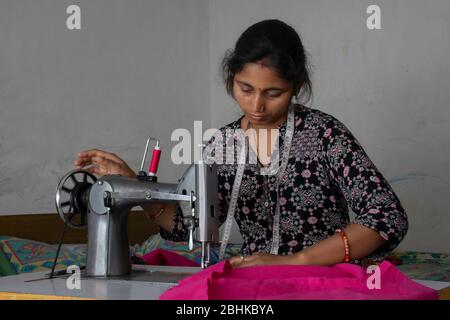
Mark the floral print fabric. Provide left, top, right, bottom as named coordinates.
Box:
left=161, top=105, right=408, bottom=262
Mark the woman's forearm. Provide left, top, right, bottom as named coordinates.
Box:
left=141, top=203, right=176, bottom=232
left=294, top=224, right=387, bottom=266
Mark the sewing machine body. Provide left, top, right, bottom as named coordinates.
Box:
left=56, top=162, right=219, bottom=278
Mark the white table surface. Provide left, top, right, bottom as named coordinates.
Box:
left=0, top=265, right=448, bottom=300
left=0, top=265, right=201, bottom=300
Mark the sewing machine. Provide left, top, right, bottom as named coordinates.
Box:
left=54, top=139, right=219, bottom=278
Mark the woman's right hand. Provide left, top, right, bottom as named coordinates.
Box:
left=73, top=149, right=136, bottom=178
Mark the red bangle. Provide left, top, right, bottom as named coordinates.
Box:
left=336, top=229, right=350, bottom=263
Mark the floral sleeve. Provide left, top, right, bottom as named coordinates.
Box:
left=322, top=116, right=409, bottom=260
left=159, top=205, right=189, bottom=242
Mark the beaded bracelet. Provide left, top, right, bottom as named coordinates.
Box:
left=336, top=229, right=350, bottom=263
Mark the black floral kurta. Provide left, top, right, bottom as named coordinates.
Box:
left=161, top=105, right=409, bottom=262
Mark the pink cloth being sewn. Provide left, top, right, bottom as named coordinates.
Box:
left=159, top=260, right=438, bottom=300
left=142, top=249, right=199, bottom=267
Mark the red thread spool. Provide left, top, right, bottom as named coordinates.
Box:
left=148, top=147, right=161, bottom=176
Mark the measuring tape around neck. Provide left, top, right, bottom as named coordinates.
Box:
left=218, top=104, right=296, bottom=260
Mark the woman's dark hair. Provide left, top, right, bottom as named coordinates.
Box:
left=222, top=19, right=312, bottom=103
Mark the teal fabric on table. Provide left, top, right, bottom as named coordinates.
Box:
left=0, top=244, right=17, bottom=277
left=0, top=236, right=85, bottom=274
left=391, top=251, right=450, bottom=282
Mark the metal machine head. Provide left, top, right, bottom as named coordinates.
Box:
left=55, top=162, right=219, bottom=277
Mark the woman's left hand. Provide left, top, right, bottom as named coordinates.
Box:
left=229, top=252, right=298, bottom=268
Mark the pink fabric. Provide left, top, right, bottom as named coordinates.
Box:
left=159, top=260, right=438, bottom=300
left=142, top=249, right=199, bottom=267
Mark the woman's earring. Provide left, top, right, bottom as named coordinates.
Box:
left=292, top=93, right=300, bottom=104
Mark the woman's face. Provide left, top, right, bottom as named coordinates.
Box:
left=232, top=61, right=296, bottom=128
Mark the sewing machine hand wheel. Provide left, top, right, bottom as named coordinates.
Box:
left=55, top=170, right=97, bottom=229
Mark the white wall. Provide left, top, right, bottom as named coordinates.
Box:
left=0, top=0, right=210, bottom=215
left=209, top=0, right=450, bottom=253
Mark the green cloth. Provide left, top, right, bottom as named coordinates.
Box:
left=0, top=245, right=17, bottom=277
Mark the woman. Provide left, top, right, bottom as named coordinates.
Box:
left=74, top=19, right=408, bottom=268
